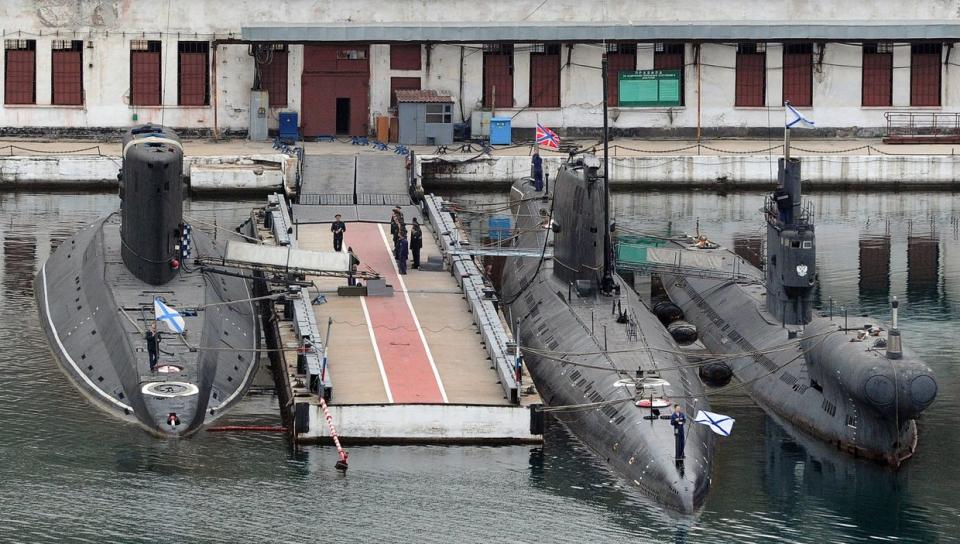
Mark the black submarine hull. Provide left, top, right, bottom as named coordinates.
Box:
left=35, top=126, right=260, bottom=437
left=502, top=160, right=714, bottom=513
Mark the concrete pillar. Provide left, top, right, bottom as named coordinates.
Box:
left=369, top=44, right=391, bottom=121
left=513, top=45, right=531, bottom=108
left=766, top=43, right=783, bottom=107
left=35, top=38, right=51, bottom=106
left=161, top=36, right=178, bottom=107
left=892, top=44, right=911, bottom=106
left=287, top=44, right=304, bottom=127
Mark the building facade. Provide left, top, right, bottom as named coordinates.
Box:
left=1, top=0, right=959, bottom=137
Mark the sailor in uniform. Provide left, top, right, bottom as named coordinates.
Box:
left=330, top=214, right=346, bottom=252
left=670, top=404, right=687, bottom=462
left=145, top=322, right=161, bottom=372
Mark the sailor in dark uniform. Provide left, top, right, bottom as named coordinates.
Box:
left=396, top=231, right=409, bottom=275
left=410, top=217, right=423, bottom=269
left=347, top=246, right=360, bottom=286
left=145, top=322, right=161, bottom=372
left=670, top=404, right=686, bottom=462
left=330, top=214, right=346, bottom=252
left=532, top=151, right=544, bottom=192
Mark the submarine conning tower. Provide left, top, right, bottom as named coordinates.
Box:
left=119, top=124, right=184, bottom=285
left=551, top=154, right=606, bottom=288
left=765, top=157, right=816, bottom=325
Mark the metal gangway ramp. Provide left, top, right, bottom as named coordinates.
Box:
left=296, top=154, right=414, bottom=224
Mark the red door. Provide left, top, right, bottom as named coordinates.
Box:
left=301, top=45, right=370, bottom=137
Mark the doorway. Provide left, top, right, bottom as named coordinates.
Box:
left=336, top=98, right=351, bottom=134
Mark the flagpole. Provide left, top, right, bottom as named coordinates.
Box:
left=784, top=101, right=791, bottom=162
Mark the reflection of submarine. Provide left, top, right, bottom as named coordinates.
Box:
left=36, top=125, right=259, bottom=437
left=759, top=410, right=936, bottom=542
left=501, top=149, right=714, bottom=513
left=658, top=155, right=937, bottom=465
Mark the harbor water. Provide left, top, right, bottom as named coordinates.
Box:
left=1, top=189, right=958, bottom=543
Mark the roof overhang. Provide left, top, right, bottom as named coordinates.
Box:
left=242, top=21, right=960, bottom=43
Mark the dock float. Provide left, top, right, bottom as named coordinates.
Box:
left=253, top=179, right=542, bottom=445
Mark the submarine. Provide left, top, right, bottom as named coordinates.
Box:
left=36, top=125, right=260, bottom=437
left=501, top=59, right=714, bottom=512
left=655, top=152, right=937, bottom=465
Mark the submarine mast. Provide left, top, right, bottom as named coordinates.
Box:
left=600, top=54, right=615, bottom=295
left=765, top=120, right=816, bottom=325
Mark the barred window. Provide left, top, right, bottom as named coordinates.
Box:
left=529, top=43, right=560, bottom=108
left=52, top=40, right=83, bottom=105
left=735, top=42, right=766, bottom=107
left=258, top=44, right=288, bottom=107
left=862, top=43, right=893, bottom=107
left=483, top=44, right=513, bottom=108
left=130, top=40, right=161, bottom=106
left=911, top=43, right=942, bottom=107
left=606, top=44, right=637, bottom=106
left=4, top=39, right=36, bottom=105
left=783, top=43, right=813, bottom=107
left=178, top=41, right=209, bottom=106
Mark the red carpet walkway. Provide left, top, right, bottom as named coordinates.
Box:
left=350, top=223, right=447, bottom=403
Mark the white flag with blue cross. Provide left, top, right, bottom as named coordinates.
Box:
left=694, top=410, right=735, bottom=437
left=785, top=103, right=815, bottom=129
left=154, top=297, right=186, bottom=334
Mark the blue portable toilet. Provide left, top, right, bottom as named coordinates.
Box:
left=278, top=111, right=299, bottom=141
left=490, top=117, right=512, bottom=145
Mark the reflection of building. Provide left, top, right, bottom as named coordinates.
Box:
left=3, top=229, right=36, bottom=295
left=859, top=235, right=891, bottom=297
left=733, top=234, right=763, bottom=270
left=907, top=234, right=940, bottom=299
left=2, top=1, right=960, bottom=137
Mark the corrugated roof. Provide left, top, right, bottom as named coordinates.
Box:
left=395, top=89, right=453, bottom=103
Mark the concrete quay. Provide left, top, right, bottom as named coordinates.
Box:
left=4, top=137, right=960, bottom=190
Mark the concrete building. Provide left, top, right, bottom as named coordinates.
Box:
left=2, top=0, right=959, bottom=138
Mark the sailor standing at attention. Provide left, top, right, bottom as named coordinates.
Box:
left=146, top=322, right=161, bottom=372
left=410, top=217, right=423, bottom=269
left=670, top=404, right=686, bottom=462
left=331, top=214, right=346, bottom=252
left=396, top=231, right=409, bottom=275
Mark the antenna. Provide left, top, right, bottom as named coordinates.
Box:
left=600, top=54, right=615, bottom=294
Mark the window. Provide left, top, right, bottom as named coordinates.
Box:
left=257, top=44, right=288, bottom=107
left=482, top=44, right=513, bottom=109
left=653, top=43, right=684, bottom=105
left=425, top=103, right=452, bottom=124
left=390, top=76, right=421, bottom=108
left=529, top=43, right=561, bottom=108
left=735, top=42, right=766, bottom=107
left=783, top=43, right=813, bottom=107
left=178, top=41, right=209, bottom=106
left=911, top=43, right=942, bottom=107
left=802, top=241, right=813, bottom=249
left=390, top=44, right=421, bottom=70
left=337, top=48, right=367, bottom=60
left=130, top=40, right=161, bottom=106
left=4, top=39, right=36, bottom=105
left=605, top=43, right=636, bottom=106
left=862, top=42, right=893, bottom=107
left=52, top=40, right=83, bottom=105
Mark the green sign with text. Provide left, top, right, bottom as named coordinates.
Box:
left=618, top=70, right=682, bottom=107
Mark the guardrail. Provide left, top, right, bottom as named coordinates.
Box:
left=884, top=111, right=960, bottom=143
left=423, top=194, right=521, bottom=404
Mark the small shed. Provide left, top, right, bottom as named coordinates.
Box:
left=396, top=89, right=454, bottom=146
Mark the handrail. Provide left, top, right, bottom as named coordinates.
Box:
left=885, top=111, right=960, bottom=137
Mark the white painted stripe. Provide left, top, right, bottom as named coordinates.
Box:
left=41, top=264, right=134, bottom=412
left=376, top=224, right=449, bottom=403
left=360, top=295, right=394, bottom=403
